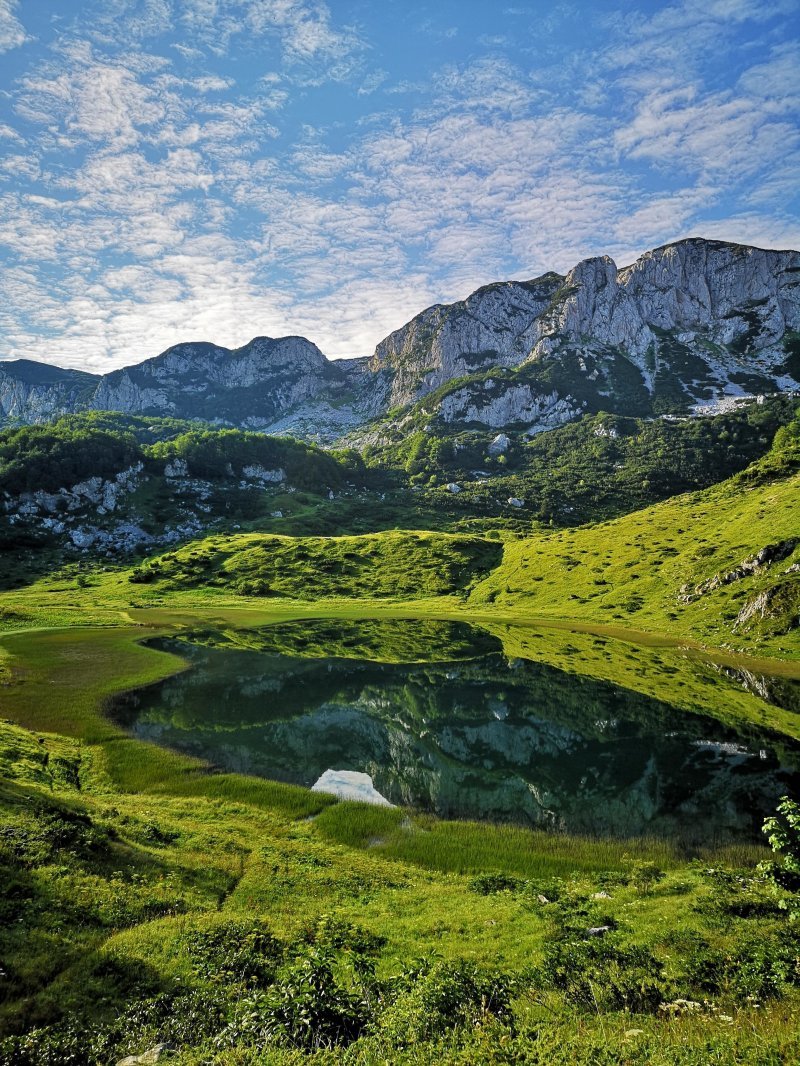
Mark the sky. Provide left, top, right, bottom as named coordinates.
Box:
left=0, top=0, right=798, bottom=373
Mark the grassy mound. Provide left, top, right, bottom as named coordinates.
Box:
left=128, top=530, right=503, bottom=601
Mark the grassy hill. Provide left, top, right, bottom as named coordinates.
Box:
left=1, top=407, right=800, bottom=1063
left=0, top=631, right=799, bottom=1065
left=469, top=416, right=800, bottom=657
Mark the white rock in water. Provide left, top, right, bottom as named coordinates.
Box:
left=311, top=769, right=394, bottom=806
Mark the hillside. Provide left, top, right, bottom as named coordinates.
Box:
left=1, top=409, right=796, bottom=666
left=1, top=341, right=799, bottom=1066
left=1, top=239, right=798, bottom=443
left=2, top=398, right=797, bottom=580
left=469, top=417, right=800, bottom=655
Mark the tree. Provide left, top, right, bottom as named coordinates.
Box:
left=761, top=796, right=800, bottom=919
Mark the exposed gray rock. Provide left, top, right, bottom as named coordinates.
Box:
left=438, top=382, right=583, bottom=430
left=488, top=433, right=510, bottom=455
left=241, top=463, right=285, bottom=483
left=117, top=1044, right=174, bottom=1065
left=370, top=273, right=564, bottom=408
left=164, top=458, right=188, bottom=478
left=685, top=538, right=799, bottom=601
left=1, top=239, right=798, bottom=441
left=365, top=238, right=800, bottom=434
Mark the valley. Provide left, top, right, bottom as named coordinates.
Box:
left=1, top=238, right=799, bottom=1065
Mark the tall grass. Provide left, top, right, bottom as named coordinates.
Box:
left=314, top=803, right=680, bottom=878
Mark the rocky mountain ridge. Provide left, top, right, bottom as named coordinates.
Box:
left=2, top=238, right=799, bottom=442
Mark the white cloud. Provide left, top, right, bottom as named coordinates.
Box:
left=16, top=46, right=171, bottom=151
left=0, top=0, right=797, bottom=375
left=0, top=0, right=29, bottom=54
left=613, top=45, right=800, bottom=188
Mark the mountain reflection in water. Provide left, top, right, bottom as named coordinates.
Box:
left=110, top=618, right=800, bottom=843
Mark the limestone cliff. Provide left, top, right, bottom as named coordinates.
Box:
left=2, top=239, right=798, bottom=440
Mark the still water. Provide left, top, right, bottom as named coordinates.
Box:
left=112, top=618, right=800, bottom=843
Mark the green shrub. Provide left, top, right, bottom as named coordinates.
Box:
left=184, top=920, right=284, bottom=986
left=538, top=937, right=669, bottom=1013
left=378, top=959, right=512, bottom=1047
left=227, top=945, right=374, bottom=1051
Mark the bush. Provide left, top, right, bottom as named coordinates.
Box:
left=470, top=873, right=522, bottom=895
left=761, top=796, right=800, bottom=916
left=378, top=959, right=512, bottom=1047
left=538, top=937, right=669, bottom=1013
left=184, top=920, right=284, bottom=986
left=227, top=945, right=373, bottom=1051
left=684, top=930, right=800, bottom=1001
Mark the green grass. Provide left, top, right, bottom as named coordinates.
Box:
left=470, top=431, right=800, bottom=658
left=126, top=528, right=502, bottom=600
left=2, top=705, right=797, bottom=1064
left=314, top=803, right=682, bottom=878
left=1, top=410, right=800, bottom=1062
left=0, top=626, right=334, bottom=817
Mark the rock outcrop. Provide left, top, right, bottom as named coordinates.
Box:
left=0, top=360, right=97, bottom=422
left=370, top=239, right=800, bottom=426
left=1, top=239, right=799, bottom=441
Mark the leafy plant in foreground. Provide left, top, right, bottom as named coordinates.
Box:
left=538, top=937, right=670, bottom=1013
left=761, top=796, right=800, bottom=918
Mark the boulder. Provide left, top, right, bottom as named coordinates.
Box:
left=488, top=433, right=510, bottom=456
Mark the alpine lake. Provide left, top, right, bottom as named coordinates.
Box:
left=110, top=617, right=800, bottom=847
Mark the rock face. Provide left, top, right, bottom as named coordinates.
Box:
left=369, top=272, right=565, bottom=407
left=90, top=336, right=374, bottom=440
left=369, top=239, right=800, bottom=428
left=1, top=239, right=799, bottom=441
left=0, top=360, right=98, bottom=422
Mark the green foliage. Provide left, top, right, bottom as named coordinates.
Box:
left=0, top=418, right=139, bottom=494
left=377, top=396, right=797, bottom=527
left=684, top=929, right=800, bottom=1000
left=184, top=920, right=284, bottom=986
left=622, top=858, right=665, bottom=895
left=538, top=936, right=669, bottom=1013
left=761, top=796, right=800, bottom=916
left=239, top=944, right=373, bottom=1051
left=148, top=427, right=349, bottom=490
left=378, top=959, right=512, bottom=1047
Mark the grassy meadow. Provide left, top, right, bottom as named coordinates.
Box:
left=0, top=414, right=799, bottom=1063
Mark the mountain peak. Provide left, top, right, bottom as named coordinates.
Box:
left=0, top=238, right=798, bottom=440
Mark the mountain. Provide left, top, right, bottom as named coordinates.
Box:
left=1, top=238, right=798, bottom=442
left=0, top=359, right=98, bottom=423
left=364, top=238, right=800, bottom=436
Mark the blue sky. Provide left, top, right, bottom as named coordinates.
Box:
left=0, top=0, right=798, bottom=372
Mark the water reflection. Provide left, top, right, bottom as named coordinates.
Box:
left=111, top=618, right=800, bottom=843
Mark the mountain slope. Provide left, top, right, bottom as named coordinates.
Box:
left=360, top=239, right=800, bottom=436
left=0, top=359, right=98, bottom=423
left=1, top=238, right=798, bottom=441
left=470, top=417, right=800, bottom=655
